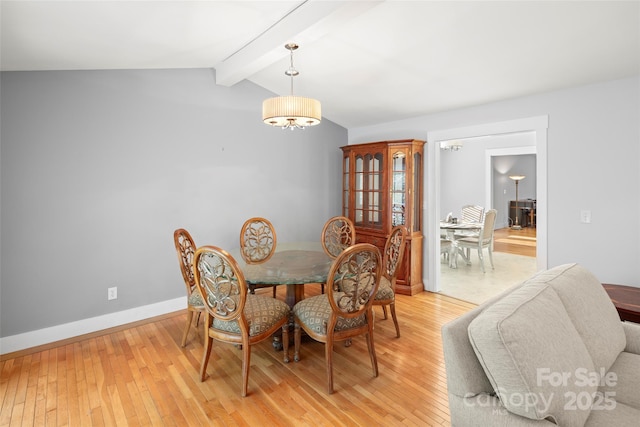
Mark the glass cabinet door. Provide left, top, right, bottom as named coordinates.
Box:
left=413, top=151, right=422, bottom=232
left=342, top=155, right=350, bottom=218
left=354, top=152, right=383, bottom=229
left=391, top=151, right=407, bottom=227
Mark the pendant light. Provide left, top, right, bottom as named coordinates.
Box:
left=262, top=43, right=321, bottom=130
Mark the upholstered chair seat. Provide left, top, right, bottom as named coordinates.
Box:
left=211, top=295, right=290, bottom=335
left=374, top=276, right=394, bottom=301
left=293, top=294, right=368, bottom=335
left=188, top=291, right=204, bottom=307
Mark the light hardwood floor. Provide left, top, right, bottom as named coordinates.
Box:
left=0, top=286, right=476, bottom=426
left=493, top=226, right=537, bottom=257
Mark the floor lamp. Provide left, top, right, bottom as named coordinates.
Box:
left=509, top=175, right=526, bottom=230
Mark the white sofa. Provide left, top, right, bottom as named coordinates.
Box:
left=442, top=263, right=640, bottom=426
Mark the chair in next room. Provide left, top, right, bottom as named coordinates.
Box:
left=455, top=209, right=497, bottom=273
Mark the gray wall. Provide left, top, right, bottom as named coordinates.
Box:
left=349, top=76, right=640, bottom=286
left=0, top=69, right=347, bottom=338
left=439, top=133, right=537, bottom=228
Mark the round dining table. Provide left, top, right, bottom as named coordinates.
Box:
left=231, top=241, right=332, bottom=307
left=229, top=242, right=333, bottom=349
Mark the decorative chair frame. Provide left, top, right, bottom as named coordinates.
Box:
left=173, top=228, right=205, bottom=347
left=373, top=225, right=407, bottom=338
left=240, top=217, right=278, bottom=296
left=193, top=245, right=290, bottom=397
left=289, top=243, right=382, bottom=394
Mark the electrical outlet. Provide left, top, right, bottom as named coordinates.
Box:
left=108, top=286, right=118, bottom=300
left=580, top=210, right=591, bottom=224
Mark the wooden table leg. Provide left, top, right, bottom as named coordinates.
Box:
left=273, top=283, right=306, bottom=350
left=285, top=283, right=305, bottom=308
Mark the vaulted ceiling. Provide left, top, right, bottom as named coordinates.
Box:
left=2, top=1, right=639, bottom=128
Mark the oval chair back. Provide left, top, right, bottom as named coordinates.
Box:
left=383, top=225, right=408, bottom=282
left=327, top=243, right=382, bottom=321
left=240, top=217, right=277, bottom=264
left=240, top=217, right=278, bottom=296
left=321, top=216, right=356, bottom=258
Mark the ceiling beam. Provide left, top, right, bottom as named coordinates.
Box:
left=214, top=0, right=382, bottom=87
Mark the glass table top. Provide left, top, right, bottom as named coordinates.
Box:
left=229, top=242, right=333, bottom=285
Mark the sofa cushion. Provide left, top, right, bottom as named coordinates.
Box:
left=584, top=399, right=640, bottom=427
left=598, top=351, right=640, bottom=410
left=441, top=282, right=527, bottom=400
left=622, top=322, right=640, bottom=354
left=543, top=264, right=626, bottom=372
left=468, top=281, right=596, bottom=427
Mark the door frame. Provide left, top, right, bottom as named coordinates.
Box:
left=425, top=115, right=548, bottom=292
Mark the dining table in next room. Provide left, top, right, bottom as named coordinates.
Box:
left=439, top=221, right=483, bottom=268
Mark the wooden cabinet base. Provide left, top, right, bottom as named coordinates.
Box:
left=395, top=282, right=424, bottom=296
left=356, top=233, right=423, bottom=296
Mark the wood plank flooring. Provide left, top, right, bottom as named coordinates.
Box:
left=0, top=287, right=476, bottom=426
left=493, top=226, right=537, bottom=257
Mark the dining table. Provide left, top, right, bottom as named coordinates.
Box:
left=230, top=241, right=332, bottom=306
left=229, top=242, right=333, bottom=349
left=440, top=221, right=482, bottom=268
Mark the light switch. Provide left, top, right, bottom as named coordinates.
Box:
left=580, top=210, right=591, bottom=224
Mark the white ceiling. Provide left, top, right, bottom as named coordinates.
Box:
left=2, top=1, right=639, bottom=128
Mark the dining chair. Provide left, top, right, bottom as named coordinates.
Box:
left=240, top=217, right=277, bottom=296
left=460, top=204, right=485, bottom=224
left=456, top=205, right=485, bottom=258
left=288, top=243, right=382, bottom=394
left=193, top=245, right=290, bottom=397
left=173, top=228, right=206, bottom=347
left=455, top=209, right=497, bottom=273
left=321, top=216, right=356, bottom=258
left=317, top=216, right=356, bottom=294
left=373, top=225, right=407, bottom=338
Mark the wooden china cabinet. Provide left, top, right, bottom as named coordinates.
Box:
left=340, top=139, right=425, bottom=295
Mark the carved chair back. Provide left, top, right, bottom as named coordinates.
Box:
left=240, top=217, right=277, bottom=264
left=321, top=216, right=356, bottom=258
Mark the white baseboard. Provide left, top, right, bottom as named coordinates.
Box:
left=0, top=297, right=186, bottom=355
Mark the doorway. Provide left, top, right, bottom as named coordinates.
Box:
left=437, top=142, right=538, bottom=303
left=425, top=116, right=548, bottom=295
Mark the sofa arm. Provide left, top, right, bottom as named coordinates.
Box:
left=448, top=393, right=556, bottom=426
left=622, top=321, right=640, bottom=354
